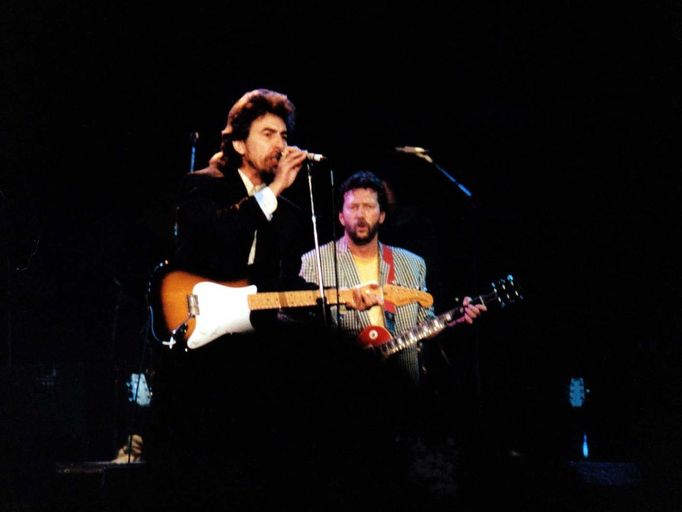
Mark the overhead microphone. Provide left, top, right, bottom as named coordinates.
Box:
left=395, top=146, right=429, bottom=154
left=396, top=144, right=472, bottom=197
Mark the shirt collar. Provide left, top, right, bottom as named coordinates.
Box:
left=237, top=168, right=266, bottom=196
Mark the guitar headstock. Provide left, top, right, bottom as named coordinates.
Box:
left=489, top=274, right=524, bottom=308
left=383, top=284, right=434, bottom=308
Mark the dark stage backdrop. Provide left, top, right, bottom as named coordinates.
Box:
left=1, top=0, right=680, bottom=506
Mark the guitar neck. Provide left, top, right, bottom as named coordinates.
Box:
left=248, top=284, right=433, bottom=311
left=375, top=290, right=499, bottom=358
left=247, top=288, right=354, bottom=310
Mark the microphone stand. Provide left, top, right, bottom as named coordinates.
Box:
left=175, top=132, right=199, bottom=240
left=430, top=153, right=482, bottom=412
left=402, top=147, right=482, bottom=411
left=329, top=168, right=342, bottom=332
left=188, top=132, right=199, bottom=173
left=412, top=151, right=473, bottom=198
left=304, top=161, right=329, bottom=327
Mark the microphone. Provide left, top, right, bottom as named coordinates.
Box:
left=395, top=146, right=429, bottom=154
left=280, top=147, right=326, bottom=162
left=305, top=151, right=326, bottom=162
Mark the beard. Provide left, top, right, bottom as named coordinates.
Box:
left=258, top=168, right=275, bottom=184
left=347, top=221, right=380, bottom=245
left=246, top=155, right=278, bottom=183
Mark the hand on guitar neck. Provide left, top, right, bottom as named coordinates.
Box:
left=447, top=296, right=488, bottom=326
left=346, top=282, right=384, bottom=311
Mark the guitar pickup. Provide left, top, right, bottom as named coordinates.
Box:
left=187, top=294, right=200, bottom=317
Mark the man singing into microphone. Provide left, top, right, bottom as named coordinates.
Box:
left=147, top=88, right=325, bottom=508
left=173, top=88, right=312, bottom=291
left=147, top=88, right=383, bottom=510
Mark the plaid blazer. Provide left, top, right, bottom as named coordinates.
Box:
left=300, top=237, right=436, bottom=384
left=300, top=237, right=435, bottom=336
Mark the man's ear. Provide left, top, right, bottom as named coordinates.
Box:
left=338, top=211, right=346, bottom=227
left=379, top=211, right=386, bottom=224
left=232, top=140, right=245, bottom=156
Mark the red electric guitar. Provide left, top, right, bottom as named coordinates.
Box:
left=357, top=275, right=523, bottom=358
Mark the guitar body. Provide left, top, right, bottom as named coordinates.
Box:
left=357, top=325, right=393, bottom=347
left=149, top=261, right=256, bottom=350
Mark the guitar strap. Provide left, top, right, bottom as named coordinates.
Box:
left=381, top=244, right=397, bottom=335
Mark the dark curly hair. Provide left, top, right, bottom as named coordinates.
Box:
left=338, top=171, right=389, bottom=213
left=219, top=88, right=296, bottom=171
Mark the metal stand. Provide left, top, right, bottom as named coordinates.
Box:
left=304, top=162, right=329, bottom=327
left=188, top=132, right=199, bottom=173
left=408, top=148, right=473, bottom=198
left=398, top=146, right=482, bottom=407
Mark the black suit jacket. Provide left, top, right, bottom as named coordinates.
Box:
left=173, top=169, right=311, bottom=291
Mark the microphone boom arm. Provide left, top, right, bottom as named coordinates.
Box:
left=409, top=150, right=473, bottom=198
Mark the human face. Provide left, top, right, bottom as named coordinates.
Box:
left=232, top=113, right=288, bottom=180
left=339, top=188, right=386, bottom=246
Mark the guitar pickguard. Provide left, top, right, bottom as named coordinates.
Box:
left=187, top=282, right=258, bottom=349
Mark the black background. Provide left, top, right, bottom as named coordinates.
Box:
left=1, top=1, right=681, bottom=508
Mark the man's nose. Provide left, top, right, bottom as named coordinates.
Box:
left=274, top=135, right=286, bottom=151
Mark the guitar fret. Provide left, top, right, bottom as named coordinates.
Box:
left=276, top=292, right=291, bottom=308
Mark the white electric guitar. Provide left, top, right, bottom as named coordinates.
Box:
left=148, top=261, right=433, bottom=350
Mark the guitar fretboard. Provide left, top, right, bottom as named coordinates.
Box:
left=376, top=290, right=501, bottom=358
left=247, top=285, right=433, bottom=311
left=247, top=289, right=353, bottom=310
